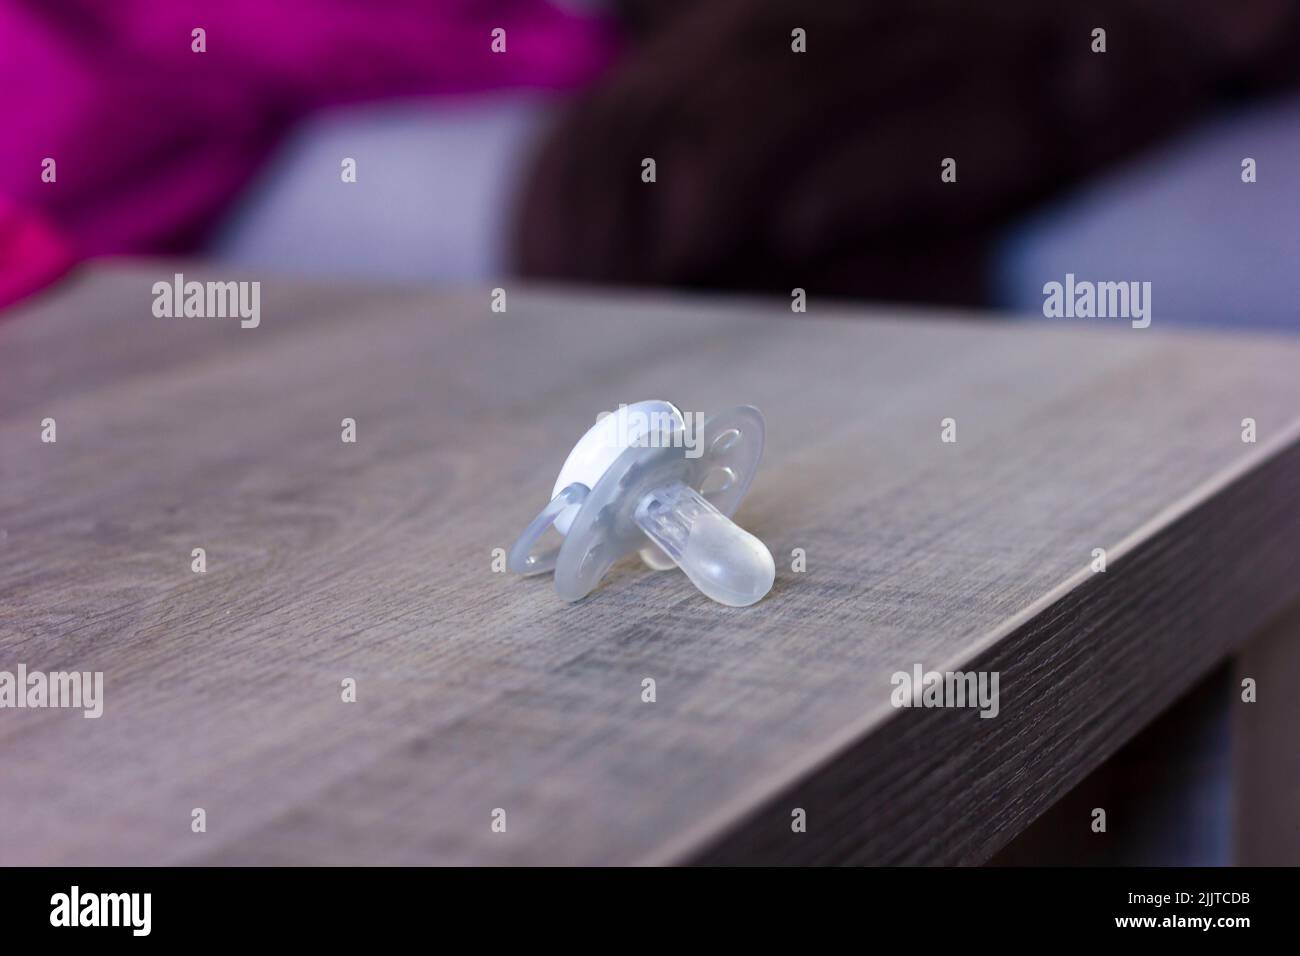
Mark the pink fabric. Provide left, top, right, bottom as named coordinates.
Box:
left=0, top=0, right=619, bottom=307
left=0, top=198, right=76, bottom=306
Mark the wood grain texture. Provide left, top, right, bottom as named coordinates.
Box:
left=1, top=262, right=1298, bottom=865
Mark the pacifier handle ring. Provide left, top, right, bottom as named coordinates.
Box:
left=508, top=482, right=588, bottom=576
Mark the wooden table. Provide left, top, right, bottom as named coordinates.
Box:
left=2, top=263, right=1298, bottom=865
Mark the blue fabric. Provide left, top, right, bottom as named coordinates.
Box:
left=994, top=92, right=1300, bottom=332
left=208, top=95, right=554, bottom=283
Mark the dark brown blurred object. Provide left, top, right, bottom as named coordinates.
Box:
left=1233, top=602, right=1300, bottom=865
left=516, top=0, right=1300, bottom=305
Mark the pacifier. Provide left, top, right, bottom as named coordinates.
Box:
left=509, top=401, right=775, bottom=606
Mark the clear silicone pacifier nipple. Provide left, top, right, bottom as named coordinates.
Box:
left=633, top=481, right=775, bottom=607
left=508, top=401, right=775, bottom=607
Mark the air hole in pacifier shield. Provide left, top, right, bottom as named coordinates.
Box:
left=700, top=466, right=736, bottom=498
left=711, top=428, right=742, bottom=455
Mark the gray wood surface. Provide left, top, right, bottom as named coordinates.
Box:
left=2, top=263, right=1298, bottom=865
